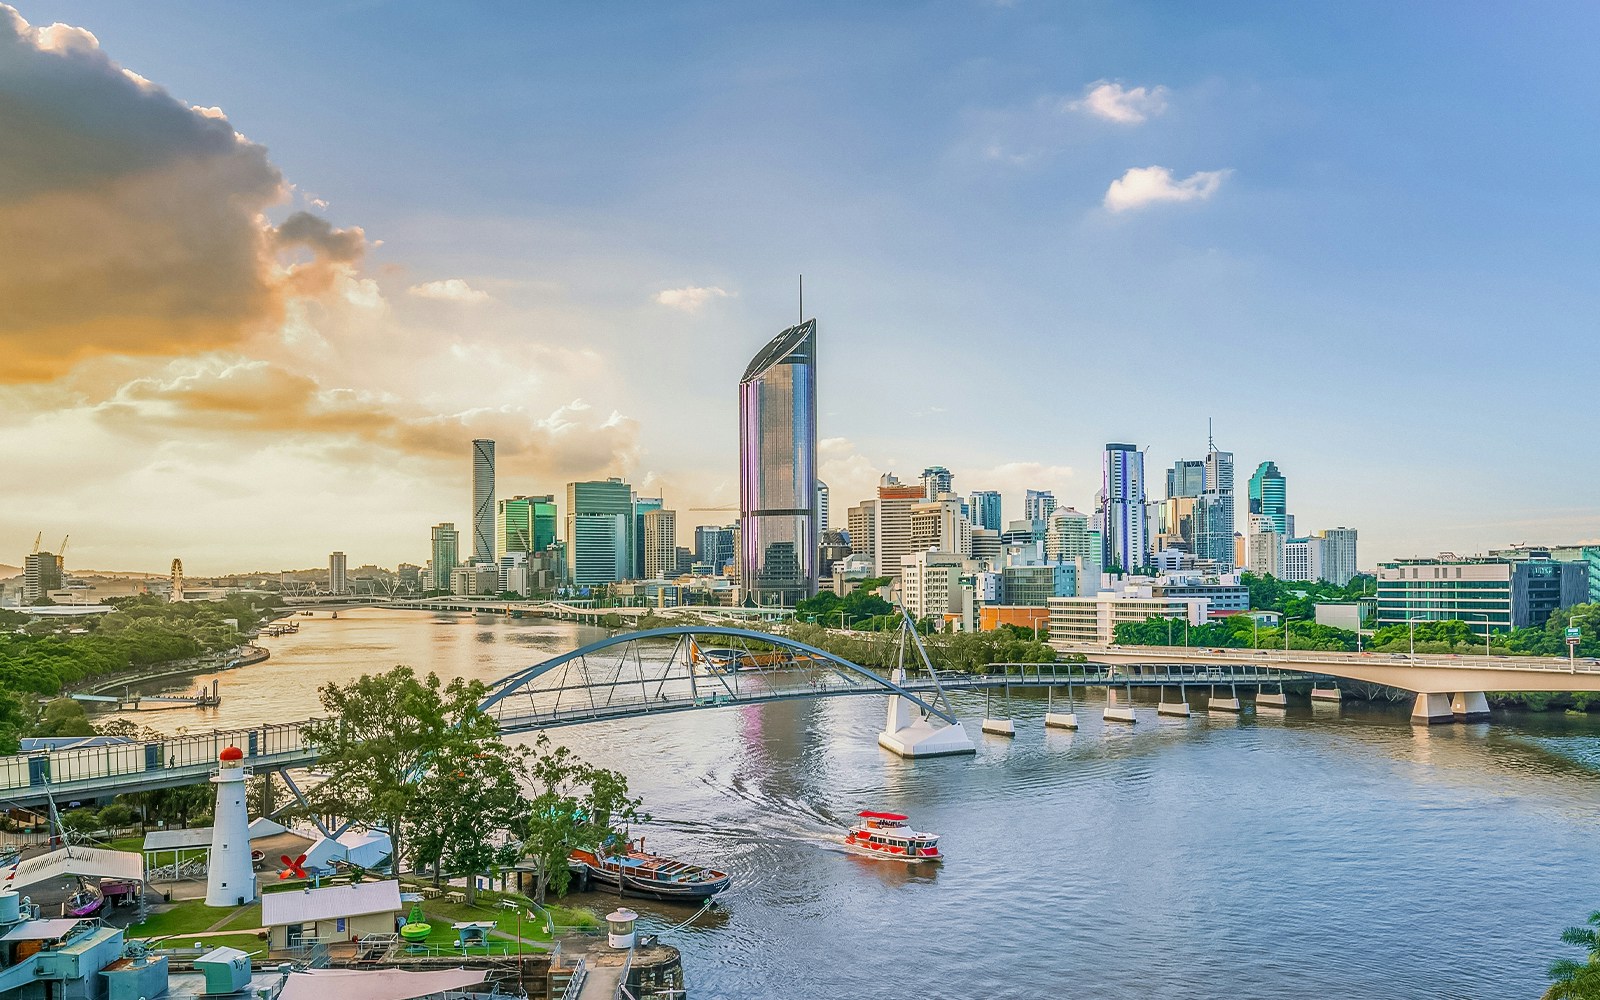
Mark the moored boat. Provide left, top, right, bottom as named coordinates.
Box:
left=568, top=837, right=730, bottom=902
left=65, top=878, right=104, bottom=918
left=844, top=811, right=941, bottom=862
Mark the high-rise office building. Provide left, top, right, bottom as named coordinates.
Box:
left=1043, top=508, right=1102, bottom=596
left=1101, top=443, right=1149, bottom=572
left=920, top=466, right=954, bottom=499
left=846, top=499, right=877, bottom=571
left=498, top=495, right=558, bottom=557
left=739, top=319, right=819, bottom=606
left=1195, top=442, right=1235, bottom=570
left=1248, top=461, right=1288, bottom=535
left=328, top=551, right=348, bottom=595
left=642, top=508, right=678, bottom=580
left=566, top=478, right=633, bottom=586
left=815, top=481, right=830, bottom=532
left=1023, top=489, right=1057, bottom=522
left=471, top=439, right=496, bottom=564
left=632, top=494, right=664, bottom=580
left=22, top=551, right=62, bottom=604
left=695, top=525, right=736, bottom=572
left=1377, top=553, right=1586, bottom=633
left=1318, top=527, right=1359, bottom=586
left=1166, top=460, right=1206, bottom=499
left=874, top=475, right=926, bottom=579
left=909, top=496, right=971, bottom=556
left=969, top=490, right=1003, bottom=532
left=430, top=524, right=459, bottom=592
left=1282, top=536, right=1323, bottom=583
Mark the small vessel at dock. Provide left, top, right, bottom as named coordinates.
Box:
left=569, top=837, right=731, bottom=902
left=844, top=811, right=942, bottom=862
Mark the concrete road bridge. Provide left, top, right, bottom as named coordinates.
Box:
left=279, top=595, right=795, bottom=623
left=5, top=627, right=1595, bottom=808
left=1054, top=643, right=1600, bottom=723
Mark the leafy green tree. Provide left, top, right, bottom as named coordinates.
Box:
left=33, top=698, right=95, bottom=737
left=0, top=687, right=25, bottom=754
left=302, top=666, right=498, bottom=875
left=511, top=735, right=644, bottom=904
left=407, top=740, right=526, bottom=904
left=1546, top=911, right=1600, bottom=999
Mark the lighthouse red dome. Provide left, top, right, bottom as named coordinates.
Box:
left=219, top=746, right=244, bottom=762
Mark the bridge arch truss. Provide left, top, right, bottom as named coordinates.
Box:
left=479, top=626, right=956, bottom=732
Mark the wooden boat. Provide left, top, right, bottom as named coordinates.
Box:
left=65, top=879, right=104, bottom=918
left=568, top=837, right=730, bottom=902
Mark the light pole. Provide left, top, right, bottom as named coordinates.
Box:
left=1407, top=615, right=1427, bottom=661
left=1283, top=616, right=1303, bottom=656
left=1467, top=612, right=1491, bottom=658
left=838, top=609, right=847, bottom=631
left=1571, top=616, right=1581, bottom=673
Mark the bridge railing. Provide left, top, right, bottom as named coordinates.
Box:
left=0, top=721, right=315, bottom=796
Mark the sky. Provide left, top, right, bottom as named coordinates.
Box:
left=2, top=0, right=1598, bottom=575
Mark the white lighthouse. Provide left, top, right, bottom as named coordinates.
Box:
left=205, top=746, right=257, bottom=907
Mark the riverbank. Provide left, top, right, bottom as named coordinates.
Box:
left=76, top=643, right=268, bottom=697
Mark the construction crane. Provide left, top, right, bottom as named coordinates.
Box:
left=31, top=532, right=41, bottom=555
left=58, top=535, right=68, bottom=561
left=689, top=504, right=738, bottom=512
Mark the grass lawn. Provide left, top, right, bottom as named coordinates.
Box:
left=191, top=933, right=268, bottom=954
left=128, top=899, right=261, bottom=940
left=400, top=885, right=599, bottom=953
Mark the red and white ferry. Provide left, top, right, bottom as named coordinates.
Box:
left=844, top=811, right=942, bottom=862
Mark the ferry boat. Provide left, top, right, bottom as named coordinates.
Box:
left=568, top=837, right=731, bottom=902
left=844, top=811, right=942, bottom=862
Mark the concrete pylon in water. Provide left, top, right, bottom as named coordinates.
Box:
left=879, top=668, right=976, bottom=757
left=205, top=746, right=257, bottom=907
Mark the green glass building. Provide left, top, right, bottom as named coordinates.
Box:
left=499, top=495, right=558, bottom=557
left=1247, top=461, right=1288, bottom=535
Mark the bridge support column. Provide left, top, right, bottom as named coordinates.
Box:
left=1410, top=692, right=1454, bottom=725
left=1310, top=686, right=1342, bottom=703
left=1208, top=684, right=1242, bottom=714
left=1451, top=691, right=1491, bottom=722
left=1045, top=686, right=1078, bottom=730
left=1103, top=687, right=1136, bottom=724
left=1257, top=686, right=1289, bottom=710
left=878, top=669, right=976, bottom=758
left=1157, top=684, right=1191, bottom=718
left=981, top=718, right=1016, bottom=737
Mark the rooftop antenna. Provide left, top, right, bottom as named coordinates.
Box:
left=799, top=273, right=803, bottom=324
left=1208, top=417, right=1215, bottom=453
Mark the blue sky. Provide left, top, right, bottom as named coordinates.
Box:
left=5, top=1, right=1598, bottom=570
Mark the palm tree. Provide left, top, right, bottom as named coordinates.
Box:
left=1546, top=912, right=1600, bottom=1000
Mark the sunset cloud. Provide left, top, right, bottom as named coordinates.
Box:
left=654, top=285, right=731, bottom=311
left=408, top=278, right=490, bottom=303
left=0, top=4, right=362, bottom=382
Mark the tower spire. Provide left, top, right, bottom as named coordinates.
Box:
left=799, top=273, right=803, bottom=323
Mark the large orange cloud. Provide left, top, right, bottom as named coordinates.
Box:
left=0, top=5, right=362, bottom=381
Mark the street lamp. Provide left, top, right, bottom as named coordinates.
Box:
left=1283, top=616, right=1304, bottom=655
left=1466, top=612, right=1492, bottom=658
left=1571, top=615, right=1581, bottom=673
left=1406, top=615, right=1428, bottom=661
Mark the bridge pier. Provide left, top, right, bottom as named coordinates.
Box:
left=1310, top=685, right=1342, bottom=703
left=981, top=688, right=1016, bottom=737
left=1451, top=691, right=1491, bottom=722
left=1208, top=684, right=1242, bottom=714
left=878, top=668, right=976, bottom=758
left=1410, top=692, right=1454, bottom=725
left=1157, top=683, right=1191, bottom=718
left=1103, top=686, right=1136, bottom=724
left=1256, top=684, right=1289, bottom=711
left=1044, top=686, right=1078, bottom=730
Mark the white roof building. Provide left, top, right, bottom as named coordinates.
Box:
left=261, top=879, right=402, bottom=928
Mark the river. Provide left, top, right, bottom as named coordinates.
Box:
left=116, top=608, right=1600, bottom=998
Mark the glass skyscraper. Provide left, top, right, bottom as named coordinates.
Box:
left=471, top=439, right=496, bottom=564
left=1248, top=461, right=1288, bottom=534
left=1101, top=443, right=1148, bottom=573
left=739, top=319, right=818, bottom=606
left=969, top=490, right=1003, bottom=532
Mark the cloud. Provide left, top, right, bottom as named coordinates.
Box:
left=1068, top=81, right=1170, bottom=125
left=95, top=357, right=640, bottom=478
left=1104, top=166, right=1230, bottom=213
left=654, top=286, right=731, bottom=312
left=408, top=278, right=490, bottom=303
left=0, top=4, right=364, bottom=382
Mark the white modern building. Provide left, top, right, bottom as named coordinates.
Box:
left=900, top=550, right=978, bottom=630
left=1319, top=527, right=1359, bottom=586
left=1283, top=536, right=1324, bottom=583
left=328, top=551, right=348, bottom=595
left=642, top=508, right=678, bottom=580
left=1047, top=587, right=1207, bottom=647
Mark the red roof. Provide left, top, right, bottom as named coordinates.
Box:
left=858, top=811, right=908, bottom=821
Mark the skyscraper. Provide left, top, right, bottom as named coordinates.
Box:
left=632, top=494, right=663, bottom=579
left=1102, top=443, right=1148, bottom=573
left=1166, top=460, right=1206, bottom=499
left=694, top=525, right=736, bottom=571
left=1023, top=489, right=1057, bottom=522
left=739, top=319, right=819, bottom=606
left=969, top=490, right=1002, bottom=532
left=23, top=551, right=61, bottom=604
left=1319, top=527, right=1359, bottom=586
left=498, top=495, right=558, bottom=557
left=471, top=439, right=496, bottom=564
left=430, top=523, right=459, bottom=592
left=1195, top=441, right=1235, bottom=570
left=328, top=551, right=348, bottom=595
left=566, top=479, right=633, bottom=586
left=874, top=474, right=926, bottom=579
left=1248, top=461, right=1288, bottom=534
left=920, top=466, right=954, bottom=499
left=642, top=508, right=678, bottom=579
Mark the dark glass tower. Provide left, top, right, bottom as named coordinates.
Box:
left=739, top=319, right=818, bottom=606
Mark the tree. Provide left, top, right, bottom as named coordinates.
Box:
left=1546, top=911, right=1600, bottom=999
left=301, top=666, right=499, bottom=875
left=407, top=740, right=526, bottom=904
left=0, top=688, right=24, bottom=754
left=33, top=698, right=95, bottom=737
left=511, top=736, right=644, bottom=904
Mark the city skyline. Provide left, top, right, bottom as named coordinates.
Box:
left=3, top=2, right=1598, bottom=574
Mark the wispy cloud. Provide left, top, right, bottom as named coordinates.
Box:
left=1104, top=166, right=1230, bottom=212
left=654, top=285, right=731, bottom=312
left=408, top=278, right=489, bottom=303
left=1068, top=81, right=1169, bottom=125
